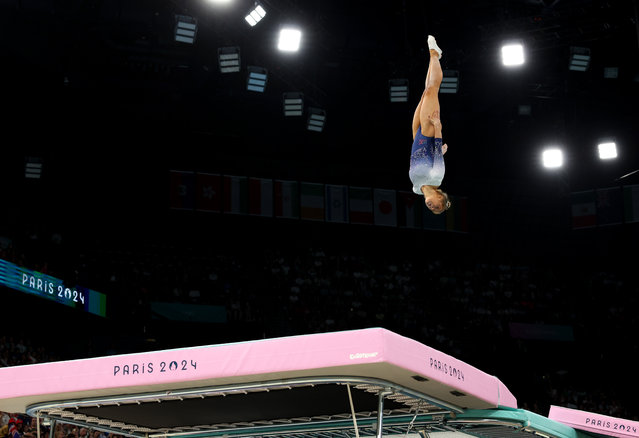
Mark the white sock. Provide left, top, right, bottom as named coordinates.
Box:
left=428, top=35, right=442, bottom=59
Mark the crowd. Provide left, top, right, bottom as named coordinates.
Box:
left=0, top=414, right=127, bottom=438
left=1, top=216, right=637, bottom=429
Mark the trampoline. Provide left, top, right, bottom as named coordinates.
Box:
left=0, top=328, right=630, bottom=438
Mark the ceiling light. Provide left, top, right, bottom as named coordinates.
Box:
left=501, top=43, right=525, bottom=66
left=247, top=66, right=267, bottom=92
left=278, top=27, right=301, bottom=52
left=542, top=148, right=563, bottom=169
left=569, top=46, right=590, bottom=72
left=307, top=107, right=326, bottom=132
left=174, top=15, right=197, bottom=44
left=389, top=79, right=409, bottom=102
left=218, top=47, right=240, bottom=73
left=598, top=142, right=617, bottom=160
left=283, top=92, right=303, bottom=116
left=245, top=2, right=266, bottom=26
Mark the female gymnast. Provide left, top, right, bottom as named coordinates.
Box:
left=409, top=35, right=451, bottom=214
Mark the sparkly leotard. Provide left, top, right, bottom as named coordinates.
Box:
left=408, top=127, right=445, bottom=194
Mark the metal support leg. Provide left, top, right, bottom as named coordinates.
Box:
left=376, top=388, right=393, bottom=438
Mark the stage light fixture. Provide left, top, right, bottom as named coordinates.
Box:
left=598, top=142, right=617, bottom=160
left=218, top=47, right=240, bottom=73
left=542, top=148, right=563, bottom=169
left=174, top=15, right=197, bottom=44
left=307, top=107, right=326, bottom=132
left=245, top=2, right=266, bottom=26
left=389, top=79, right=409, bottom=102
left=278, top=27, right=301, bottom=52
left=604, top=67, right=619, bottom=79
left=283, top=92, right=303, bottom=116
left=247, top=66, right=267, bottom=92
left=518, top=104, right=532, bottom=116
left=440, top=70, right=459, bottom=94
left=569, top=46, right=590, bottom=72
left=501, top=42, right=524, bottom=66
left=25, top=157, right=42, bottom=179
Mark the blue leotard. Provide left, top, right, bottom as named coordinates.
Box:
left=408, top=127, right=445, bottom=194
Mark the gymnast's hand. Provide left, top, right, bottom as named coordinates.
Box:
left=442, top=143, right=448, bottom=155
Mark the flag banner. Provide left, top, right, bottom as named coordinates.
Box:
left=373, top=188, right=397, bottom=227
left=169, top=170, right=195, bottom=210
left=300, top=182, right=325, bottom=221
left=195, top=172, right=221, bottom=212
left=397, top=190, right=422, bottom=229
left=446, top=195, right=469, bottom=233
left=596, top=186, right=622, bottom=226
left=347, top=186, right=373, bottom=225
left=325, top=184, right=349, bottom=223
left=571, top=190, right=596, bottom=229
left=274, top=179, right=300, bottom=219
left=623, top=184, right=639, bottom=223
left=222, top=175, right=248, bottom=215
left=248, top=177, right=274, bottom=217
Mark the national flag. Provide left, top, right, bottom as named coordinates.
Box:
left=346, top=186, right=373, bottom=225
left=274, top=180, right=300, bottom=219
left=300, top=182, right=325, bottom=221
left=446, top=195, right=469, bottom=233
left=570, top=190, right=596, bottom=229
left=373, top=188, right=397, bottom=227
left=195, top=172, right=221, bottom=212
left=248, top=177, right=274, bottom=217
left=169, top=170, right=195, bottom=210
left=222, top=175, right=248, bottom=215
left=325, top=184, right=348, bottom=223
left=596, top=186, right=622, bottom=226
left=623, top=184, right=639, bottom=223
left=397, top=191, right=422, bottom=229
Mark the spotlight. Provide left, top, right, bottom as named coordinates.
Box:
left=440, top=70, right=459, bottom=94
left=25, top=156, right=42, bottom=179
left=518, top=104, right=532, bottom=116
left=218, top=47, right=240, bottom=73
left=247, top=66, right=267, bottom=92
left=542, top=148, right=563, bottom=169
left=604, top=67, right=619, bottom=79
left=245, top=2, right=266, bottom=26
left=598, top=142, right=617, bottom=160
left=389, top=79, right=409, bottom=102
left=307, top=107, right=326, bottom=132
left=174, top=15, right=197, bottom=44
left=283, top=92, right=303, bottom=116
left=569, top=46, right=590, bottom=72
left=501, top=42, right=524, bottom=66
left=278, top=27, right=302, bottom=52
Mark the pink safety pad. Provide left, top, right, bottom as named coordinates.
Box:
left=549, top=405, right=639, bottom=438
left=0, top=328, right=516, bottom=413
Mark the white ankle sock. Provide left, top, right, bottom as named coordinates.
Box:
left=428, top=35, right=442, bottom=59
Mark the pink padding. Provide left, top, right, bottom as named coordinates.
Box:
left=0, top=328, right=516, bottom=411
left=549, top=405, right=639, bottom=438
left=379, top=329, right=516, bottom=407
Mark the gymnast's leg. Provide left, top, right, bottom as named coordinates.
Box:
left=419, top=38, right=443, bottom=138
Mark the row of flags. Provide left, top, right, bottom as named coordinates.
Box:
left=168, top=170, right=469, bottom=232
left=570, top=185, right=639, bottom=229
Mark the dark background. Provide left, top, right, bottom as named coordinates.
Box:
left=1, top=0, right=638, bottom=420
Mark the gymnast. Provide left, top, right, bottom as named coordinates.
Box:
left=409, top=35, right=451, bottom=214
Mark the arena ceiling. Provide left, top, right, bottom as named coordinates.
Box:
left=1, top=0, right=638, bottom=224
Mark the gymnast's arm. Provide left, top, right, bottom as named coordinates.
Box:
left=429, top=117, right=448, bottom=154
